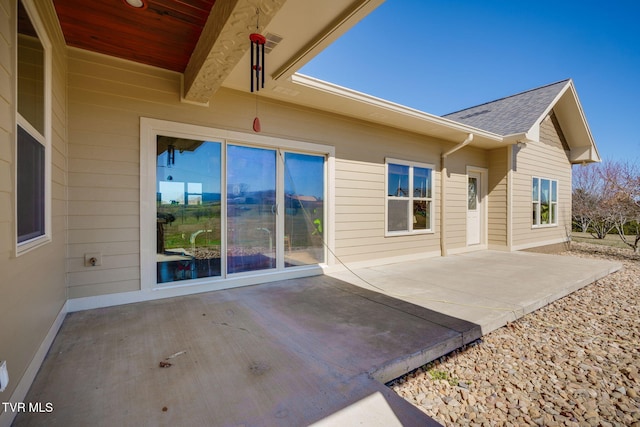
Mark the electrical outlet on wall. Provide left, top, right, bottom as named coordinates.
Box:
left=0, top=360, right=8, bottom=392
left=84, top=253, right=102, bottom=267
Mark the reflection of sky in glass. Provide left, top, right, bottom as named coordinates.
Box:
left=157, top=140, right=221, bottom=194
left=541, top=179, right=550, bottom=204
left=388, top=164, right=409, bottom=197
left=285, top=153, right=324, bottom=198
left=414, top=167, right=431, bottom=198
left=532, top=178, right=539, bottom=201
left=159, top=181, right=184, bottom=204
left=227, top=145, right=275, bottom=193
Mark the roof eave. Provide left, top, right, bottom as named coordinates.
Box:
left=290, top=73, right=507, bottom=147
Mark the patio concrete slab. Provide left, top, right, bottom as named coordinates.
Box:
left=13, top=251, right=619, bottom=427
left=331, top=250, right=621, bottom=336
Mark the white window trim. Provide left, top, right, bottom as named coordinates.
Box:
left=15, top=0, right=52, bottom=256
left=385, top=157, right=435, bottom=236
left=140, top=118, right=335, bottom=291
left=532, top=176, right=558, bottom=228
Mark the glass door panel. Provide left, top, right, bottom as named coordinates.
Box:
left=284, top=152, right=325, bottom=267
left=227, top=145, right=276, bottom=274
left=156, top=136, right=221, bottom=284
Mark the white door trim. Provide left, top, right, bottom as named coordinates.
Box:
left=466, top=166, right=488, bottom=247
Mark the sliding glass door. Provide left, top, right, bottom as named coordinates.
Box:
left=156, top=137, right=222, bottom=284
left=155, top=136, right=325, bottom=285
left=284, top=152, right=325, bottom=267
left=227, top=145, right=277, bottom=274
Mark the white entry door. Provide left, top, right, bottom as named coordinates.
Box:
left=467, top=172, right=482, bottom=246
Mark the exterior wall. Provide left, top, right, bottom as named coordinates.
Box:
left=487, top=147, right=508, bottom=248
left=0, top=0, right=67, bottom=414
left=444, top=147, right=489, bottom=251
left=335, top=134, right=445, bottom=264
left=65, top=48, right=488, bottom=299
left=511, top=114, right=572, bottom=250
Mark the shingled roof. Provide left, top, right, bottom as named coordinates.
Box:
left=443, top=80, right=570, bottom=136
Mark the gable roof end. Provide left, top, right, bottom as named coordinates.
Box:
left=443, top=80, right=600, bottom=164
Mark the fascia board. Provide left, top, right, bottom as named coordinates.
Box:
left=272, top=0, right=385, bottom=82
left=565, top=83, right=601, bottom=161
left=291, top=73, right=504, bottom=144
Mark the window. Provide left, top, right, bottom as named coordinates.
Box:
left=532, top=177, right=558, bottom=227
left=16, top=0, right=50, bottom=252
left=386, top=159, right=433, bottom=234
left=146, top=121, right=330, bottom=288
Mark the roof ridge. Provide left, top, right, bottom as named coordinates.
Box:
left=444, top=79, right=571, bottom=116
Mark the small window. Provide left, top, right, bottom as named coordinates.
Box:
left=16, top=0, right=50, bottom=251
left=386, top=159, right=434, bottom=235
left=532, top=177, right=558, bottom=227
left=17, top=127, right=45, bottom=242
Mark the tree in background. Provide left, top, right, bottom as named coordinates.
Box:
left=610, top=162, right=640, bottom=253
left=573, top=161, right=616, bottom=238
left=573, top=160, right=640, bottom=252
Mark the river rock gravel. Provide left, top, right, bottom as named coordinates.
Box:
left=388, top=242, right=640, bottom=426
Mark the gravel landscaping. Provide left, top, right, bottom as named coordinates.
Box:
left=388, top=242, right=640, bottom=426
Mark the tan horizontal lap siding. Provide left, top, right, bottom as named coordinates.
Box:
left=512, top=116, right=571, bottom=248
left=66, top=52, right=162, bottom=298
left=443, top=147, right=488, bottom=251
left=0, top=0, right=68, bottom=406
left=67, top=49, right=459, bottom=296
left=334, top=156, right=443, bottom=264
left=488, top=147, right=508, bottom=247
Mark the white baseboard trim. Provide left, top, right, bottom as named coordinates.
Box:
left=322, top=250, right=442, bottom=274
left=446, top=244, right=488, bottom=255
left=511, top=237, right=569, bottom=252
left=0, top=301, right=68, bottom=427
left=67, top=265, right=324, bottom=312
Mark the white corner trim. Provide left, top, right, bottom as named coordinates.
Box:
left=0, top=301, right=68, bottom=427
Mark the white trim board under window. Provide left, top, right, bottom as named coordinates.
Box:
left=532, top=176, right=558, bottom=227
left=385, top=158, right=434, bottom=236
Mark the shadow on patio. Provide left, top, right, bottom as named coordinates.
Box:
left=14, top=250, right=619, bottom=426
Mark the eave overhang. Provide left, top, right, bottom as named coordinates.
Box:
left=512, top=80, right=601, bottom=164
left=280, top=74, right=507, bottom=149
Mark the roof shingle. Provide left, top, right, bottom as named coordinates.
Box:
left=443, top=80, right=570, bottom=136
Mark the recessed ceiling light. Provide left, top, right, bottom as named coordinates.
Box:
left=123, top=0, right=147, bottom=9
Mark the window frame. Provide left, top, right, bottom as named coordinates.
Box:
left=532, top=176, right=558, bottom=228
left=140, top=118, right=335, bottom=291
left=385, top=158, right=434, bottom=236
left=15, top=0, right=52, bottom=255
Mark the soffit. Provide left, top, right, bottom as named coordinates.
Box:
left=51, top=0, right=380, bottom=103
left=247, top=74, right=505, bottom=148
left=52, top=0, right=217, bottom=73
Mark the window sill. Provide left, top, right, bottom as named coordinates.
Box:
left=531, top=224, right=558, bottom=230
left=16, top=235, right=51, bottom=256
left=385, top=230, right=435, bottom=237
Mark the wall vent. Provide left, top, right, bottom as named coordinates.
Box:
left=264, top=33, right=283, bottom=54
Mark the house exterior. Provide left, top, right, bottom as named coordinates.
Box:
left=0, top=0, right=599, bottom=421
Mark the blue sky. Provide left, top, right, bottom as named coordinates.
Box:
left=300, top=0, right=640, bottom=162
